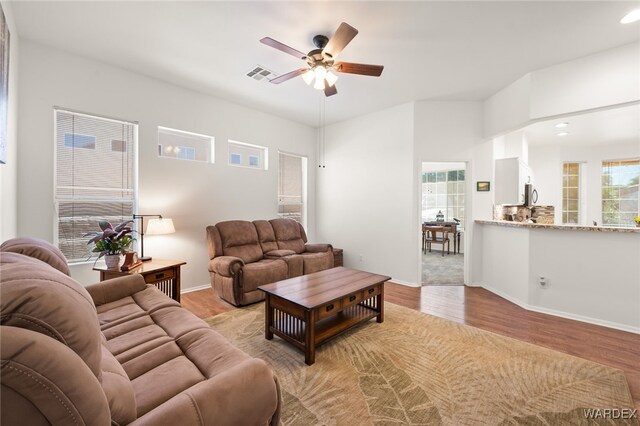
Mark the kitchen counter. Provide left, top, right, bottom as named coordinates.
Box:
left=475, top=219, right=640, bottom=333
left=476, top=219, right=640, bottom=234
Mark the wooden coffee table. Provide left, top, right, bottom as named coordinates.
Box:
left=258, top=267, right=391, bottom=365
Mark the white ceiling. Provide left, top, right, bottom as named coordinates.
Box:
left=11, top=1, right=640, bottom=127
left=525, top=103, right=640, bottom=147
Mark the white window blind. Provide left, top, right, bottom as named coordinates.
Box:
left=278, top=152, right=306, bottom=224
left=54, top=109, right=137, bottom=262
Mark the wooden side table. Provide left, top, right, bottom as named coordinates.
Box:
left=93, top=259, right=186, bottom=302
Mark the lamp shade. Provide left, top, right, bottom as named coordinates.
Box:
left=146, top=218, right=175, bottom=235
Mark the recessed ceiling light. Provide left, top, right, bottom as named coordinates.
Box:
left=555, top=122, right=569, bottom=128
left=620, top=9, right=640, bottom=24
left=557, top=132, right=569, bottom=137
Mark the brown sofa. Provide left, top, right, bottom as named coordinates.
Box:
left=207, top=219, right=333, bottom=306
left=0, top=238, right=281, bottom=426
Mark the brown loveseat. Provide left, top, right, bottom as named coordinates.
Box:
left=0, top=238, right=281, bottom=426
left=207, top=219, right=333, bottom=306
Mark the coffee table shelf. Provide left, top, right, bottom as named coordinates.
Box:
left=314, top=304, right=378, bottom=345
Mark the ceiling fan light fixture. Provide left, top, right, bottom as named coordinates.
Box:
left=325, top=70, right=338, bottom=87
left=314, top=65, right=327, bottom=81
left=301, top=69, right=315, bottom=85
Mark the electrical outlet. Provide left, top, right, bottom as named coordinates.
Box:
left=359, top=254, right=363, bottom=262
left=538, top=276, right=548, bottom=289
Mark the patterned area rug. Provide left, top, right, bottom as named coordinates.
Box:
left=422, top=251, right=464, bottom=286
left=206, top=303, right=636, bottom=425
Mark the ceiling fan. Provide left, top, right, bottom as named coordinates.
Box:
left=260, top=22, right=384, bottom=97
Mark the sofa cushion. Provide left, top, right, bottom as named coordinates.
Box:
left=242, top=259, right=289, bottom=292
left=0, top=326, right=111, bottom=426
left=0, top=237, right=70, bottom=276
left=253, top=220, right=279, bottom=253
left=216, top=220, right=264, bottom=263
left=270, top=218, right=306, bottom=254
left=100, top=344, right=137, bottom=425
left=300, top=251, right=334, bottom=275
left=0, top=262, right=103, bottom=378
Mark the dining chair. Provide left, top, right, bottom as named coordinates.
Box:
left=424, top=226, right=450, bottom=256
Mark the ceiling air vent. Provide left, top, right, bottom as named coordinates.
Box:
left=246, top=65, right=277, bottom=82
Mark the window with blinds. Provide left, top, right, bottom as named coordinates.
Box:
left=54, top=109, right=137, bottom=262
left=278, top=152, right=307, bottom=225
left=562, top=162, right=581, bottom=224
left=602, top=159, right=639, bottom=227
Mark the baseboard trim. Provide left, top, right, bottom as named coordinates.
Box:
left=390, top=278, right=420, bottom=287
left=482, top=284, right=640, bottom=335
left=181, top=283, right=210, bottom=294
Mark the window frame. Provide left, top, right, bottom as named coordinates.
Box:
left=53, top=108, right=139, bottom=265
left=157, top=126, right=215, bottom=163
left=601, top=158, right=640, bottom=227
left=277, top=150, right=308, bottom=227
left=562, top=162, right=581, bottom=225
left=228, top=139, right=268, bottom=170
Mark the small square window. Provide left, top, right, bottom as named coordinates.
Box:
left=230, top=153, right=241, bottom=165
left=111, top=140, right=127, bottom=152
left=228, top=140, right=268, bottom=170
left=64, top=133, right=96, bottom=150
left=177, top=146, right=196, bottom=160
left=158, top=127, right=214, bottom=163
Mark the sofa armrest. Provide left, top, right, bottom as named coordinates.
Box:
left=208, top=256, right=244, bottom=277
left=304, top=243, right=333, bottom=253
left=86, top=274, right=147, bottom=306
left=130, top=358, right=280, bottom=426
left=264, top=249, right=297, bottom=258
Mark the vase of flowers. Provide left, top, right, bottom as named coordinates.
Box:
left=85, top=220, right=134, bottom=269
left=635, top=216, right=640, bottom=228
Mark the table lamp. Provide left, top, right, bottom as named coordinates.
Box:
left=133, top=214, right=175, bottom=261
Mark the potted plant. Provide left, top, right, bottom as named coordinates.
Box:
left=635, top=216, right=640, bottom=228
left=85, top=220, right=134, bottom=269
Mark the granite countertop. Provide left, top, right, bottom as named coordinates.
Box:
left=475, top=219, right=640, bottom=233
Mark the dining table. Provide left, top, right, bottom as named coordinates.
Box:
left=422, top=221, right=461, bottom=254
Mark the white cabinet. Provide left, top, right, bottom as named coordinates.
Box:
left=495, top=157, right=531, bottom=205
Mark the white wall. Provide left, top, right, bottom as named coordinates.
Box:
left=0, top=1, right=18, bottom=241
left=17, top=40, right=316, bottom=289
left=414, top=101, right=486, bottom=285
left=484, top=74, right=531, bottom=138
left=479, top=223, right=640, bottom=333
left=530, top=43, right=640, bottom=120
left=529, top=141, right=640, bottom=225
left=484, top=42, right=640, bottom=137
left=317, top=103, right=417, bottom=284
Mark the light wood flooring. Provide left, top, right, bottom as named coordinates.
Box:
left=181, top=283, right=640, bottom=408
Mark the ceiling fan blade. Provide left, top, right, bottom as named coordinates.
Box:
left=323, top=22, right=358, bottom=58
left=269, top=68, right=308, bottom=84
left=260, top=37, right=306, bottom=60
left=324, top=81, right=338, bottom=97
left=334, top=62, right=384, bottom=77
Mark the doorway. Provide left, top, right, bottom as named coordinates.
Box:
left=420, top=162, right=467, bottom=286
